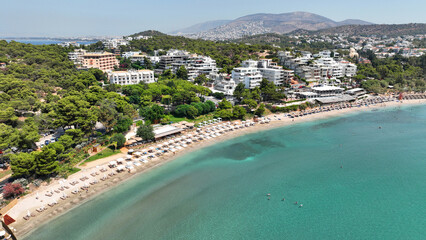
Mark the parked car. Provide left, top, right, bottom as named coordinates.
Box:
left=45, top=140, right=50, bottom=145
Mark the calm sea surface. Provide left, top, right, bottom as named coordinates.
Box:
left=4, top=39, right=96, bottom=45
left=26, top=105, right=426, bottom=240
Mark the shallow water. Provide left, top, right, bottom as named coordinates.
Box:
left=27, top=105, right=426, bottom=240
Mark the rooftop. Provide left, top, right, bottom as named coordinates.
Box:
left=153, top=125, right=183, bottom=139
left=312, top=86, right=343, bottom=91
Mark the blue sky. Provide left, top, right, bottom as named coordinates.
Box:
left=0, top=0, right=425, bottom=37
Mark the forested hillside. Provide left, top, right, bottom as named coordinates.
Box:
left=121, top=34, right=277, bottom=73
left=0, top=41, right=135, bottom=177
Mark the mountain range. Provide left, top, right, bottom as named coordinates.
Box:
left=170, top=12, right=373, bottom=40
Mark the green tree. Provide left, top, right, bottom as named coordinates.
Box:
left=233, top=83, right=246, bottom=101
left=218, top=98, right=232, bottom=110
left=176, top=66, right=188, bottom=80
left=255, top=103, right=266, bottom=116
left=111, top=133, right=126, bottom=149
left=140, top=104, right=165, bottom=123
left=215, top=109, right=233, bottom=120
left=53, top=96, right=97, bottom=133
left=205, top=100, right=216, bottom=112
left=10, top=153, right=36, bottom=178
left=57, top=134, right=74, bottom=150
left=34, top=147, right=59, bottom=177
left=97, top=99, right=119, bottom=132
left=194, top=74, right=208, bottom=85
left=143, top=57, right=153, bottom=70
left=136, top=124, right=155, bottom=141
left=242, top=99, right=258, bottom=110
left=232, top=105, right=247, bottom=119
left=114, top=115, right=133, bottom=133
left=186, top=106, right=199, bottom=119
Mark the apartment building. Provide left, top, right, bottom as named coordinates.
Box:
left=238, top=59, right=292, bottom=86
left=82, top=52, right=119, bottom=71
left=68, top=49, right=87, bottom=65
left=108, top=69, right=155, bottom=85
left=278, top=51, right=357, bottom=82
left=121, top=51, right=141, bottom=59
left=231, top=67, right=263, bottom=89
left=172, top=55, right=219, bottom=80
left=102, top=38, right=129, bottom=49
left=158, top=49, right=190, bottom=70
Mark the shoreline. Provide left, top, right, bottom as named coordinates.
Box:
left=8, top=98, right=426, bottom=239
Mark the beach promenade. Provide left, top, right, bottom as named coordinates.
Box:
left=6, top=97, right=426, bottom=238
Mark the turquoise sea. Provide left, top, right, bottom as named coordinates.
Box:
left=26, top=105, right=426, bottom=240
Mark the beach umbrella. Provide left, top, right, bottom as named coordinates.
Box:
left=36, top=192, right=40, bottom=199
left=54, top=199, right=58, bottom=204
left=126, top=155, right=132, bottom=160
left=116, top=158, right=124, bottom=163
left=27, top=210, right=31, bottom=217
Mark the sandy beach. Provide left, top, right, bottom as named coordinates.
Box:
left=6, top=98, right=426, bottom=239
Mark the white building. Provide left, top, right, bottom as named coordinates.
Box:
left=102, top=38, right=129, bottom=49
left=68, top=49, right=87, bottom=65
left=214, top=79, right=236, bottom=95
left=312, top=86, right=344, bottom=97
left=122, top=51, right=141, bottom=59
left=108, top=70, right=155, bottom=85
left=129, top=54, right=147, bottom=63
left=278, top=50, right=357, bottom=82
left=172, top=55, right=219, bottom=80
left=259, top=68, right=284, bottom=86
left=231, top=67, right=263, bottom=89
left=238, top=59, right=290, bottom=86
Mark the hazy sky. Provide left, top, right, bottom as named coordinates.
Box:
left=1, top=0, right=425, bottom=37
